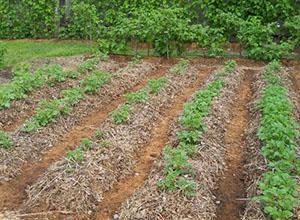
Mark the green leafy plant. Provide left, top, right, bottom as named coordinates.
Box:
left=77, top=58, right=98, bottom=73
left=126, top=89, right=148, bottom=104
left=111, top=104, right=130, bottom=124
left=66, top=148, right=84, bottom=163
left=147, top=77, right=167, bottom=94
left=158, top=61, right=236, bottom=197
left=257, top=61, right=299, bottom=219
left=65, top=70, right=81, bottom=79
left=95, top=129, right=105, bottom=139
left=24, top=98, right=70, bottom=132
left=0, top=131, right=13, bottom=149
left=80, top=138, right=93, bottom=151
left=81, top=70, right=111, bottom=94
left=170, top=59, right=190, bottom=75
left=60, top=87, right=83, bottom=105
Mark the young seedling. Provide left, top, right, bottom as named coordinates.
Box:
left=0, top=131, right=13, bottom=149
left=66, top=148, right=84, bottom=163
left=111, top=104, right=130, bottom=124
left=94, top=129, right=105, bottom=139
left=80, top=138, right=93, bottom=151
left=101, top=140, right=112, bottom=148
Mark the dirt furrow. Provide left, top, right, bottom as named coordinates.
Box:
left=95, top=69, right=211, bottom=220
left=215, top=72, right=253, bottom=220
left=0, top=63, right=167, bottom=211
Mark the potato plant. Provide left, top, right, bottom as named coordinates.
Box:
left=257, top=61, right=299, bottom=220
left=111, top=76, right=168, bottom=124
left=0, top=60, right=90, bottom=110
left=24, top=69, right=110, bottom=132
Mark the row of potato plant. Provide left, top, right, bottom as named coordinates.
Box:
left=66, top=130, right=112, bottom=165
left=257, top=61, right=299, bottom=220
left=0, top=58, right=99, bottom=148
left=157, top=60, right=237, bottom=197
left=23, top=63, right=110, bottom=132
left=0, top=58, right=98, bottom=110
left=111, top=76, right=168, bottom=124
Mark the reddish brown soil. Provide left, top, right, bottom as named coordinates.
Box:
left=215, top=72, right=253, bottom=220
left=94, top=68, right=213, bottom=220
left=290, top=71, right=300, bottom=102
left=0, top=66, right=168, bottom=212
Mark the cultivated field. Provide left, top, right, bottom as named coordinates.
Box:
left=0, top=55, right=299, bottom=220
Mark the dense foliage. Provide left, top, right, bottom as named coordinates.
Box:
left=257, top=61, right=299, bottom=219
left=0, top=1, right=299, bottom=60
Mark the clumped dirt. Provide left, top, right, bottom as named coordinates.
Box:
left=18, top=65, right=214, bottom=219
left=215, top=72, right=253, bottom=220
left=116, top=68, right=246, bottom=220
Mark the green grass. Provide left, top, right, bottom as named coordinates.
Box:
left=1, top=40, right=96, bottom=68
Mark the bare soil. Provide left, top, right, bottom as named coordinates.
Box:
left=215, top=72, right=253, bottom=220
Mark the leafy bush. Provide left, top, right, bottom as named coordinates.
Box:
left=0, top=131, right=13, bottom=149
left=62, top=2, right=101, bottom=40
left=237, top=17, right=293, bottom=60
left=284, top=15, right=300, bottom=46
